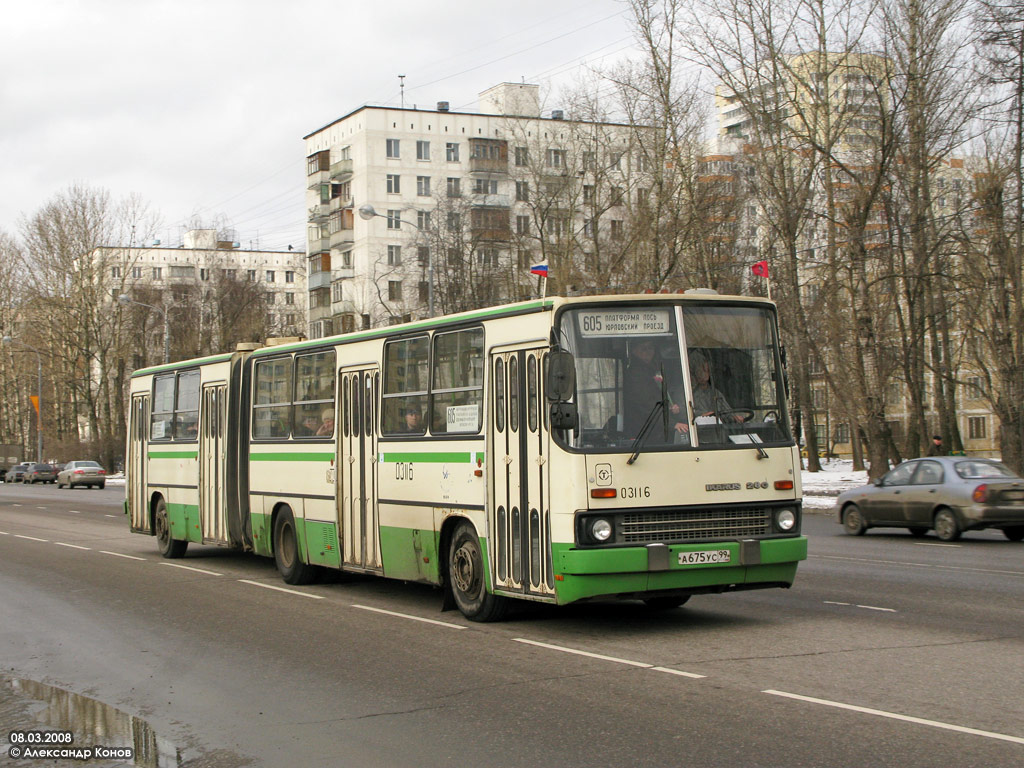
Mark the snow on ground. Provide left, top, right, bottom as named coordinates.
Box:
left=800, top=459, right=868, bottom=511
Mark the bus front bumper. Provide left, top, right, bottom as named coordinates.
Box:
left=551, top=536, right=808, bottom=605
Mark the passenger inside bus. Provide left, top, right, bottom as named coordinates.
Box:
left=623, top=338, right=687, bottom=438
left=399, top=408, right=423, bottom=433
left=315, top=409, right=334, bottom=436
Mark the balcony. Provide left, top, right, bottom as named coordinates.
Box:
left=308, top=203, right=330, bottom=224
left=307, top=270, right=332, bottom=290
left=329, top=194, right=353, bottom=212
left=329, top=229, right=353, bottom=248
left=307, top=169, right=329, bottom=190
left=330, top=159, right=353, bottom=179
left=469, top=156, right=508, bottom=174
left=470, top=193, right=511, bottom=208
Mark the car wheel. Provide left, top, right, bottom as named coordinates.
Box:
left=643, top=595, right=691, bottom=610
left=933, top=507, right=961, bottom=542
left=842, top=504, right=867, bottom=535
left=1003, top=526, right=1024, bottom=542
left=908, top=527, right=929, bottom=538
left=273, top=507, right=317, bottom=585
left=154, top=498, right=187, bottom=558
left=98, top=482, right=105, bottom=489
left=448, top=520, right=510, bottom=622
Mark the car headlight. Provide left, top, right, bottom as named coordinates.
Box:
left=775, top=509, right=796, bottom=531
left=591, top=518, right=613, bottom=542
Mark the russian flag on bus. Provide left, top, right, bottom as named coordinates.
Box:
left=530, top=262, right=549, bottom=277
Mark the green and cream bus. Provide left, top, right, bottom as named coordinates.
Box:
left=126, top=293, right=807, bottom=621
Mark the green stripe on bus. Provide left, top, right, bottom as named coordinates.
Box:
left=378, top=452, right=482, bottom=463
left=250, top=452, right=335, bottom=461
left=149, top=451, right=198, bottom=459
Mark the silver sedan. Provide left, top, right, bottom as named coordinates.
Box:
left=836, top=456, right=1024, bottom=542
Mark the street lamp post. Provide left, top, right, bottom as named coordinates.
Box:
left=358, top=203, right=434, bottom=316
left=118, top=294, right=170, bottom=364
left=2, top=336, right=43, bottom=463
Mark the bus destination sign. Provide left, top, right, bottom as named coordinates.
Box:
left=577, top=309, right=672, bottom=337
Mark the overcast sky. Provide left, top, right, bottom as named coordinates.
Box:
left=1, top=0, right=636, bottom=252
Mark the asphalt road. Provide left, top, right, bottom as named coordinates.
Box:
left=1, top=482, right=1022, bottom=767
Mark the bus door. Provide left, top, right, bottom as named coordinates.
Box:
left=128, top=394, right=149, bottom=533
left=490, top=347, right=554, bottom=597
left=338, top=366, right=382, bottom=572
left=199, top=383, right=229, bottom=544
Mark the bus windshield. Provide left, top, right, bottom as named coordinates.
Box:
left=556, top=303, right=792, bottom=452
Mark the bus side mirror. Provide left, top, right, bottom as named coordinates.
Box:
left=545, top=350, right=576, bottom=402
left=550, top=402, right=579, bottom=431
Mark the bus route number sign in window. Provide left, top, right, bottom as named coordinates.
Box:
left=578, top=309, right=672, bottom=338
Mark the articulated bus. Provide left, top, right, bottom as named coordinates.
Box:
left=126, top=293, right=806, bottom=621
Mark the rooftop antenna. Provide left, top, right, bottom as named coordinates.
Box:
left=399, top=74, right=406, bottom=109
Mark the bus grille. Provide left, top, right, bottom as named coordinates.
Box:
left=621, top=508, right=772, bottom=543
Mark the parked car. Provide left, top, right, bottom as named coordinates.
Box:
left=837, top=456, right=1024, bottom=541
left=56, top=460, right=107, bottom=489
left=23, top=463, right=58, bottom=484
left=6, top=463, right=30, bottom=483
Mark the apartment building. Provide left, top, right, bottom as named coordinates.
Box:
left=302, top=82, right=643, bottom=337
left=99, top=228, right=307, bottom=350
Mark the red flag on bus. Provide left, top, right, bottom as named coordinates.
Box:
left=751, top=260, right=769, bottom=278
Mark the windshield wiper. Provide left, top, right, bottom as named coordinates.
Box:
left=627, top=400, right=664, bottom=465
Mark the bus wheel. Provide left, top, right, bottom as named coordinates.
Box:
left=273, top=508, right=317, bottom=585
left=448, top=521, right=509, bottom=622
left=643, top=595, right=690, bottom=610
left=154, top=498, right=187, bottom=558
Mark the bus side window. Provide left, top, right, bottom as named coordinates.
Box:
left=382, top=336, right=429, bottom=435
left=494, top=358, right=505, bottom=432
left=527, top=355, right=538, bottom=433
left=509, top=356, right=519, bottom=432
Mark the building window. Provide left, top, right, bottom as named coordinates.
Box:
left=610, top=220, right=623, bottom=240
left=584, top=218, right=595, bottom=238
left=473, top=178, right=498, bottom=194
left=266, top=270, right=275, bottom=283
left=152, top=267, right=162, bottom=280
left=285, top=270, right=294, bottom=283
left=199, top=268, right=209, bottom=281
left=477, top=248, right=499, bottom=267
left=417, top=210, right=431, bottom=230
left=965, top=376, right=984, bottom=400
left=387, top=174, right=401, bottom=194
left=416, top=176, right=431, bottom=196
left=132, top=266, right=142, bottom=278
left=418, top=246, right=430, bottom=266
left=610, top=187, right=624, bottom=206
left=332, top=281, right=344, bottom=303
left=583, top=185, right=595, bottom=204
left=516, top=215, right=530, bottom=235
left=386, top=138, right=400, bottom=158
left=111, top=266, right=121, bottom=278
left=546, top=148, right=566, bottom=168
left=387, top=210, right=401, bottom=229
left=515, top=181, right=529, bottom=201
left=388, top=245, right=402, bottom=266
left=968, top=416, right=987, bottom=440
left=285, top=292, right=295, bottom=305
left=446, top=177, right=461, bottom=197
left=582, top=151, right=596, bottom=170
left=834, top=423, right=850, bottom=443
left=170, top=265, right=195, bottom=279
left=388, top=280, right=402, bottom=301
left=446, top=142, right=460, bottom=162
left=447, top=212, right=462, bottom=230
left=417, top=140, right=430, bottom=160
left=248, top=269, right=257, bottom=281
left=267, top=292, right=276, bottom=305
left=609, top=151, right=623, bottom=170
left=514, top=146, right=528, bottom=166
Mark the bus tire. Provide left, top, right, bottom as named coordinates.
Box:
left=154, top=498, right=187, bottom=558
left=273, top=507, right=317, bottom=585
left=643, top=595, right=690, bottom=610
left=448, top=521, right=509, bottom=622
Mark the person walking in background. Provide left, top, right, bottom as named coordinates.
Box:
left=927, top=434, right=944, bottom=456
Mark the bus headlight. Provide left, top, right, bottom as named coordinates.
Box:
left=591, top=518, right=613, bottom=542
left=775, top=509, right=796, bottom=531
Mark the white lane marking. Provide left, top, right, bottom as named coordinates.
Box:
left=0, top=531, right=9, bottom=535
left=351, top=604, right=466, bottom=629
left=764, top=689, right=1024, bottom=745
left=915, top=542, right=961, bottom=548
left=104, top=514, right=117, bottom=518
left=159, top=562, right=223, bottom=576
left=812, top=554, right=1024, bottom=577
left=36, top=506, right=47, bottom=510
left=237, top=579, right=324, bottom=599
left=14, top=535, right=48, bottom=542
left=55, top=543, right=91, bottom=551
left=514, top=638, right=704, bottom=679
left=99, top=551, right=146, bottom=561
left=824, top=600, right=897, bottom=613
left=651, top=666, right=707, bottom=679
left=12, top=504, right=22, bottom=507
left=70, top=510, right=81, bottom=514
